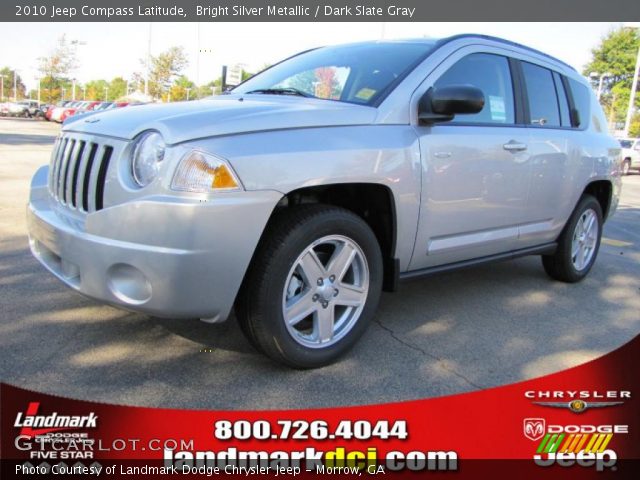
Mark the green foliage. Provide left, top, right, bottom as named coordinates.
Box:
left=583, top=27, right=640, bottom=126
left=0, top=67, right=26, bottom=100
left=148, top=46, right=189, bottom=99
left=109, top=77, right=128, bottom=100
left=630, top=113, right=640, bottom=137
left=37, top=35, right=78, bottom=103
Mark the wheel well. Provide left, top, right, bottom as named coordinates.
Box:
left=274, top=183, right=398, bottom=291
left=583, top=180, right=612, bottom=219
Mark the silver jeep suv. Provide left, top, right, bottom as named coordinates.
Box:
left=27, top=35, right=621, bottom=368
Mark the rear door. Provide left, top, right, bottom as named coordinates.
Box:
left=518, top=62, right=577, bottom=247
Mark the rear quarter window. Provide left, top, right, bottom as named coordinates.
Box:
left=567, top=78, right=592, bottom=130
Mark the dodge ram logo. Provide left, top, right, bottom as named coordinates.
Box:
left=524, top=418, right=546, bottom=441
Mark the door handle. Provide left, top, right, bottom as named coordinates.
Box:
left=503, top=141, right=527, bottom=152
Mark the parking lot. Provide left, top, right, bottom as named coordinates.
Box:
left=1, top=117, right=639, bottom=410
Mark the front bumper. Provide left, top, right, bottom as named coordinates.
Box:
left=27, top=165, right=282, bottom=321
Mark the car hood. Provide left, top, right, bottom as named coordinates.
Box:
left=63, top=95, right=377, bottom=145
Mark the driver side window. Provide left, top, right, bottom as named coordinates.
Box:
left=434, top=53, right=515, bottom=125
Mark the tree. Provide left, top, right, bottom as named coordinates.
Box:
left=583, top=27, right=640, bottom=128
left=109, top=77, right=128, bottom=100
left=147, top=46, right=188, bottom=99
left=37, top=35, right=78, bottom=103
left=0, top=67, right=26, bottom=101
left=168, top=75, right=196, bottom=101
left=84, top=79, right=109, bottom=101
left=630, top=113, right=640, bottom=137
left=196, top=79, right=222, bottom=98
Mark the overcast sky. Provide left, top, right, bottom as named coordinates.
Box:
left=0, top=22, right=625, bottom=89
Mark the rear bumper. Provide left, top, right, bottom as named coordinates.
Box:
left=27, top=165, right=282, bottom=321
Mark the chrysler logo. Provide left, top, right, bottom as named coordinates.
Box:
left=524, top=418, right=546, bottom=441
left=533, top=400, right=623, bottom=413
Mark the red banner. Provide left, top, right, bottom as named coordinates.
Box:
left=2, top=335, right=639, bottom=478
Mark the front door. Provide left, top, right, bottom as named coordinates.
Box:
left=409, top=52, right=532, bottom=270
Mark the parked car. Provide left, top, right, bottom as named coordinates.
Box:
left=58, top=101, right=96, bottom=123
left=46, top=101, right=72, bottom=122
left=35, top=104, right=51, bottom=119
left=27, top=35, right=621, bottom=368
left=0, top=102, right=9, bottom=116
left=7, top=101, right=34, bottom=117
left=618, top=138, right=640, bottom=175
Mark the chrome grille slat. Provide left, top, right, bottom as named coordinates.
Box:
left=82, top=143, right=99, bottom=212
left=87, top=144, right=105, bottom=213
left=47, top=134, right=116, bottom=213
left=65, top=141, right=85, bottom=206
left=48, top=139, right=60, bottom=193
left=51, top=138, right=68, bottom=198
left=60, top=139, right=77, bottom=204
left=57, top=139, right=75, bottom=202
left=71, top=141, right=89, bottom=208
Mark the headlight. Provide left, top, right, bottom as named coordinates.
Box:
left=171, top=150, right=241, bottom=192
left=131, top=131, right=165, bottom=187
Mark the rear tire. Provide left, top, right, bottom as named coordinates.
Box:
left=236, top=205, right=383, bottom=368
left=542, top=195, right=603, bottom=283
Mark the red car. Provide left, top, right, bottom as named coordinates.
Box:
left=58, top=101, right=98, bottom=122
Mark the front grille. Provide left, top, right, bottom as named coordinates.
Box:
left=48, top=135, right=114, bottom=213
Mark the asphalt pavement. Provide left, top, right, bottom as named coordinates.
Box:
left=1, top=117, right=638, bottom=410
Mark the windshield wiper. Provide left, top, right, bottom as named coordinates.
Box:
left=246, top=88, right=315, bottom=98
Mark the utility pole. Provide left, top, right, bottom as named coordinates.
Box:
left=104, top=86, right=108, bottom=101
left=37, top=78, right=41, bottom=104
left=186, top=87, right=191, bottom=101
left=72, top=78, right=76, bottom=101
left=1, top=75, right=4, bottom=102
left=623, top=37, right=640, bottom=137
left=145, top=22, right=152, bottom=97
left=196, top=22, right=201, bottom=87
left=82, top=86, right=86, bottom=100
left=13, top=70, right=17, bottom=101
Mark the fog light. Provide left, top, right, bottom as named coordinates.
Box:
left=107, top=263, right=152, bottom=305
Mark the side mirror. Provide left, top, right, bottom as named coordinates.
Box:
left=418, top=85, right=485, bottom=124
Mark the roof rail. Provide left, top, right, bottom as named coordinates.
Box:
left=436, top=34, right=577, bottom=72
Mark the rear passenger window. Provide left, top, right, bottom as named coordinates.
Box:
left=567, top=78, right=592, bottom=129
left=435, top=53, right=515, bottom=124
left=552, top=72, right=571, bottom=127
left=521, top=62, right=561, bottom=127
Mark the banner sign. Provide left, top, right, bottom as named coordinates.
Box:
left=2, top=335, right=638, bottom=478
left=4, top=0, right=640, bottom=22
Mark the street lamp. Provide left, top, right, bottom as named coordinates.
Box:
left=623, top=30, right=640, bottom=137
left=590, top=72, right=612, bottom=101
left=13, top=69, right=18, bottom=102
left=145, top=23, right=152, bottom=97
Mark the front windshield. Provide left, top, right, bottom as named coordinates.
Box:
left=233, top=41, right=436, bottom=106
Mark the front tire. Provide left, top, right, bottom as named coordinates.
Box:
left=542, top=194, right=603, bottom=283
left=236, top=205, right=383, bottom=368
